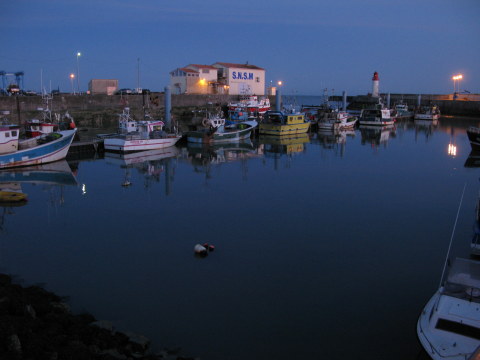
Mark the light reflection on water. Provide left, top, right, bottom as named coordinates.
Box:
left=1, top=116, right=480, bottom=360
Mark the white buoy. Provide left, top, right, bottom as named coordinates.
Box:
left=194, top=244, right=207, bottom=255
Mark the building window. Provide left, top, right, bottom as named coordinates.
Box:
left=202, top=69, right=210, bottom=74
left=256, top=77, right=260, bottom=82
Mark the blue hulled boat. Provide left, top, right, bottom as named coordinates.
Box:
left=0, top=124, right=76, bottom=169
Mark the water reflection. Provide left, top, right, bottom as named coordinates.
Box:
left=414, top=119, right=438, bottom=142
left=183, top=140, right=258, bottom=180
left=104, top=147, right=180, bottom=193
left=257, top=134, right=309, bottom=170
left=0, top=160, right=77, bottom=231
left=314, top=129, right=355, bottom=157
left=359, top=124, right=396, bottom=147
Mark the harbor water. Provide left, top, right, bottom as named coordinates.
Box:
left=1, top=107, right=480, bottom=359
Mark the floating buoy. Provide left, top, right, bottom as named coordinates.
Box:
left=121, top=181, right=132, bottom=187
left=194, top=244, right=208, bottom=256
left=203, top=243, right=215, bottom=252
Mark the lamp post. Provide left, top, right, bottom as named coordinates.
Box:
left=76, top=52, right=81, bottom=93
left=69, top=73, right=75, bottom=94
left=452, top=74, right=463, bottom=100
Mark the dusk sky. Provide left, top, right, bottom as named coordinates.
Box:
left=2, top=0, right=479, bottom=96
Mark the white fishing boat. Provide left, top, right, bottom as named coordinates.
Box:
left=0, top=122, right=76, bottom=169
left=317, top=110, right=357, bottom=131
left=228, top=95, right=270, bottom=116
left=103, top=108, right=182, bottom=152
left=414, top=105, right=441, bottom=121
left=417, top=257, right=480, bottom=360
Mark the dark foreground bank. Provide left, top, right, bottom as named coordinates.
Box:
left=0, top=274, right=197, bottom=360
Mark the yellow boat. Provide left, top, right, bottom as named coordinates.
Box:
left=0, top=190, right=28, bottom=203
left=259, top=111, right=310, bottom=136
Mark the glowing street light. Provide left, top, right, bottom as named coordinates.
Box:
left=76, top=52, right=81, bottom=93
left=452, top=74, right=463, bottom=99
left=278, top=81, right=283, bottom=86
left=69, top=73, right=75, bottom=94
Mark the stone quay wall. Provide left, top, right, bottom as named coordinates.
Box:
left=0, top=93, right=478, bottom=130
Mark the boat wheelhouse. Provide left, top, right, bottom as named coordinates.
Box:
left=358, top=108, right=395, bottom=126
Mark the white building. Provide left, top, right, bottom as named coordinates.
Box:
left=213, top=62, right=265, bottom=96
left=169, top=62, right=265, bottom=95
left=88, top=79, right=118, bottom=95
left=170, top=64, right=218, bottom=95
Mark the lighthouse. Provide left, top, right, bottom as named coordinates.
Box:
left=372, top=71, right=379, bottom=97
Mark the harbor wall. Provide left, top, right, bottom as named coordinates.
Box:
left=0, top=93, right=479, bottom=129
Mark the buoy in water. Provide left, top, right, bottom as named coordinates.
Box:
left=194, top=244, right=208, bottom=256
left=203, top=243, right=215, bottom=252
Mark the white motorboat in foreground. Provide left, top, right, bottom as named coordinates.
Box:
left=417, top=257, right=480, bottom=360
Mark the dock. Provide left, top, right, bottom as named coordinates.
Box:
left=69, top=137, right=104, bottom=155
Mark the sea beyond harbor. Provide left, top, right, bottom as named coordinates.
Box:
left=1, top=101, right=480, bottom=359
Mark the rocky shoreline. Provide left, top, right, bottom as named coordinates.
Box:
left=0, top=274, right=197, bottom=360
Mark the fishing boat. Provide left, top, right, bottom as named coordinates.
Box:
left=467, top=127, right=480, bottom=151
left=358, top=108, right=395, bottom=126
left=393, top=103, right=413, bottom=120
left=0, top=122, right=76, bottom=169
left=103, top=108, right=182, bottom=152
left=317, top=110, right=357, bottom=131
left=186, top=114, right=257, bottom=144
left=228, top=95, right=270, bottom=116
left=24, top=93, right=76, bottom=138
left=259, top=111, right=310, bottom=136
left=414, top=105, right=441, bottom=121
left=417, top=257, right=480, bottom=360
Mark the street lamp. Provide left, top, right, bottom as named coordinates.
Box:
left=76, top=52, right=81, bottom=93
left=69, top=73, right=75, bottom=94
left=278, top=81, right=283, bottom=86
left=452, top=74, right=463, bottom=99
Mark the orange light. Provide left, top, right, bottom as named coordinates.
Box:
left=69, top=73, right=75, bottom=79
left=278, top=81, right=282, bottom=86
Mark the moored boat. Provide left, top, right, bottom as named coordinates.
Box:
left=417, top=257, right=480, bottom=360
left=466, top=127, right=480, bottom=151
left=186, top=114, right=257, bottom=144
left=414, top=105, right=441, bottom=120
left=358, top=108, right=395, bottom=126
left=317, top=110, right=357, bottom=131
left=103, top=108, right=182, bottom=152
left=228, top=95, right=270, bottom=116
left=0, top=122, right=76, bottom=169
left=259, top=111, right=310, bottom=136
left=393, top=103, right=413, bottom=120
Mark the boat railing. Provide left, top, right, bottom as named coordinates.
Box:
left=469, top=127, right=480, bottom=135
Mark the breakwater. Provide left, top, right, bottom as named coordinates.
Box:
left=0, top=93, right=479, bottom=130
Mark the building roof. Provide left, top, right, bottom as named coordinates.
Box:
left=213, top=62, right=264, bottom=70
left=178, top=67, right=199, bottom=73
left=187, top=64, right=218, bottom=70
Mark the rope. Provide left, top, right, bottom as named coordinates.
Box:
left=439, top=182, right=467, bottom=289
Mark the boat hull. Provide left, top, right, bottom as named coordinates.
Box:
left=259, top=122, right=310, bottom=136
left=104, top=135, right=182, bottom=152
left=414, top=114, right=440, bottom=120
left=358, top=119, right=395, bottom=126
left=187, top=126, right=253, bottom=144
left=0, top=129, right=76, bottom=169
left=467, top=127, right=480, bottom=151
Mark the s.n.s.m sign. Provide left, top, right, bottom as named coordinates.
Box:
left=232, top=71, right=254, bottom=80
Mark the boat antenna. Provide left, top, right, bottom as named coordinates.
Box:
left=439, top=182, right=467, bottom=288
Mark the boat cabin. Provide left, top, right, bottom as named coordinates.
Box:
left=264, top=111, right=306, bottom=125
left=443, top=257, right=480, bottom=303
left=360, top=109, right=391, bottom=121
left=0, top=125, right=20, bottom=154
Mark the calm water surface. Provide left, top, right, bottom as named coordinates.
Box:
left=1, top=114, right=480, bottom=360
